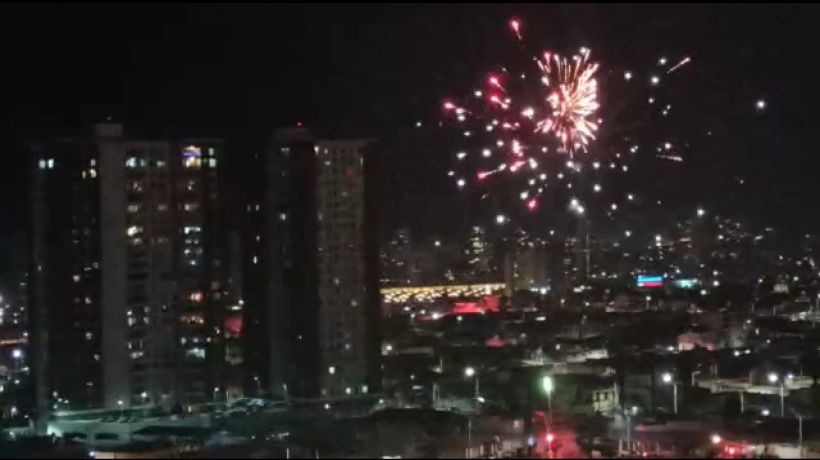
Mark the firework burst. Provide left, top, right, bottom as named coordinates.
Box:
left=437, top=17, right=692, bottom=225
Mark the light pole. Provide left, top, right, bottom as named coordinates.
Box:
left=464, top=367, right=478, bottom=459
left=768, top=373, right=784, bottom=417
left=117, top=399, right=124, bottom=418
left=254, top=375, right=262, bottom=396
left=542, top=375, right=555, bottom=435
left=11, top=349, right=22, bottom=373
left=691, top=370, right=701, bottom=387
left=464, top=367, right=480, bottom=399
left=662, top=373, right=678, bottom=415
left=799, top=414, right=803, bottom=449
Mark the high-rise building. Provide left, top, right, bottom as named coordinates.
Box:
left=29, top=123, right=233, bottom=430
left=243, top=127, right=380, bottom=400
left=465, top=226, right=495, bottom=282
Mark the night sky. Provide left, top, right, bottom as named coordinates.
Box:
left=1, top=4, right=819, bottom=273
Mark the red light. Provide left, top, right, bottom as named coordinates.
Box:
left=545, top=433, right=555, bottom=444
left=510, top=19, right=521, bottom=38
left=527, top=199, right=538, bottom=211
left=727, top=447, right=736, bottom=455
left=488, top=75, right=501, bottom=88
left=443, top=101, right=456, bottom=111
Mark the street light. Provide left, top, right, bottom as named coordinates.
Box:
left=767, top=373, right=785, bottom=417
left=464, top=367, right=480, bottom=399
left=662, top=372, right=678, bottom=415
left=711, top=434, right=722, bottom=445
left=541, top=375, right=554, bottom=396
left=117, top=399, right=124, bottom=419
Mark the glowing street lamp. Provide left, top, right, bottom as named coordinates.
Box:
left=768, top=373, right=785, bottom=416
left=662, top=372, right=678, bottom=414
left=465, top=367, right=480, bottom=399
left=541, top=375, right=554, bottom=396
left=768, top=373, right=779, bottom=384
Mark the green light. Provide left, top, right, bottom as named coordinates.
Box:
left=541, top=375, right=554, bottom=395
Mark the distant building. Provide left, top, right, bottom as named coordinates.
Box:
left=504, top=245, right=549, bottom=293
left=243, top=127, right=380, bottom=399
left=29, top=123, right=234, bottom=430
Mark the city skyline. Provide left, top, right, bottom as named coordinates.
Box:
left=2, top=4, right=820, bottom=459
left=0, top=5, right=818, bottom=280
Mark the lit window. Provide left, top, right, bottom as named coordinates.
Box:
left=183, top=146, right=202, bottom=168
left=328, top=366, right=335, bottom=375
left=38, top=159, right=46, bottom=170
left=158, top=203, right=168, bottom=211
left=47, top=159, right=55, bottom=169
left=125, top=157, right=138, bottom=168
left=126, top=226, right=142, bottom=237
left=127, top=204, right=140, bottom=213
left=208, top=158, right=217, bottom=168
left=252, top=255, right=258, bottom=265
left=189, top=292, right=203, bottom=303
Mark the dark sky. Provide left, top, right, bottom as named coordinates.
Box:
left=1, top=4, right=819, bottom=270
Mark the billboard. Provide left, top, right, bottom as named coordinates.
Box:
left=672, top=278, right=699, bottom=289
left=636, top=275, right=664, bottom=288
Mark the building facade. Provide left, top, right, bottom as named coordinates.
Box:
left=243, top=127, right=380, bottom=400
left=29, top=123, right=233, bottom=430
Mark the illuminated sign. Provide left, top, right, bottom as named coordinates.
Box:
left=637, top=275, right=664, bottom=288
left=672, top=278, right=699, bottom=289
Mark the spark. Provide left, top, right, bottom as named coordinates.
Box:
left=666, top=56, right=691, bottom=74
left=756, top=99, right=766, bottom=111
left=510, top=19, right=522, bottom=40
left=657, top=154, right=683, bottom=162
